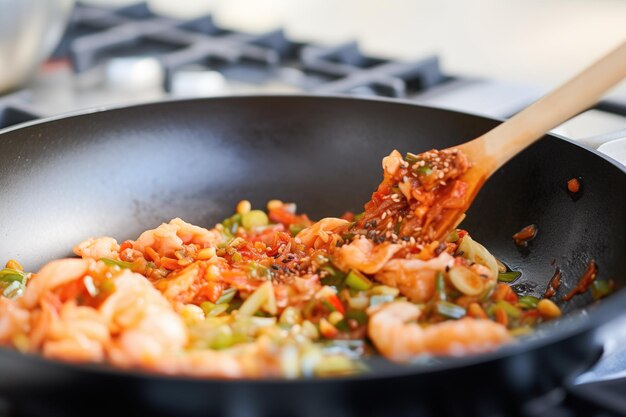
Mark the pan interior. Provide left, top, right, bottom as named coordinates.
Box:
left=0, top=95, right=624, bottom=372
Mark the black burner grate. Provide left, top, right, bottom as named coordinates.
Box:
left=53, top=2, right=448, bottom=96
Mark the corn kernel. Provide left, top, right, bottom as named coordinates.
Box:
left=197, top=247, right=216, bottom=260
left=267, top=199, right=283, bottom=211
left=537, top=299, right=561, bottom=320
left=236, top=200, right=252, bottom=215
left=6, top=259, right=23, bottom=271
left=328, top=311, right=344, bottom=325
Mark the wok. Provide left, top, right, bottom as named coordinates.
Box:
left=0, top=95, right=624, bottom=417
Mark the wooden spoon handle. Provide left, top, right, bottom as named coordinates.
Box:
left=460, top=41, right=626, bottom=176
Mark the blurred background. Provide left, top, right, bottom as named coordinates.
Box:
left=1, top=0, right=625, bottom=161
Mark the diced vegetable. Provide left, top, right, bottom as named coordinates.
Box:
left=345, top=309, right=368, bottom=325
left=314, top=355, right=358, bottom=376
left=509, top=326, right=534, bottom=337
left=325, top=294, right=345, bottom=315
left=498, top=271, right=522, bottom=282
left=435, top=301, right=466, bottom=319
left=537, top=299, right=561, bottom=320
left=0, top=268, right=28, bottom=299
left=591, top=280, right=612, bottom=300
left=328, top=311, right=344, bottom=325
left=345, top=270, right=373, bottom=291
left=369, top=285, right=400, bottom=296
left=238, top=281, right=276, bottom=316
left=457, top=235, right=499, bottom=283
left=493, top=300, right=521, bottom=318
left=435, top=272, right=446, bottom=301
left=404, top=152, right=420, bottom=163
left=215, top=287, right=237, bottom=305
left=347, top=295, right=369, bottom=310
left=446, top=230, right=459, bottom=243
left=319, top=318, right=338, bottom=338
left=100, top=258, right=134, bottom=269
left=370, top=294, right=394, bottom=307
left=320, top=265, right=346, bottom=288
left=207, top=303, right=229, bottom=317
left=448, top=266, right=484, bottom=296
left=518, top=295, right=539, bottom=309
left=415, top=165, right=432, bottom=176
left=83, top=276, right=98, bottom=297
left=241, top=210, right=269, bottom=229
left=289, top=223, right=306, bottom=236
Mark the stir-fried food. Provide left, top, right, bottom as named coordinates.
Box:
left=0, top=149, right=600, bottom=379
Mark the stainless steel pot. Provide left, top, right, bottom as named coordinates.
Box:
left=0, top=0, right=75, bottom=93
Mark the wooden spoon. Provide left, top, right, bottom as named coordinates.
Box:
left=429, top=41, right=626, bottom=241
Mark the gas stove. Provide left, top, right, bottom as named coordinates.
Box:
left=0, top=3, right=625, bottom=417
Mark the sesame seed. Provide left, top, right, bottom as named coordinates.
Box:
left=381, top=212, right=387, bottom=220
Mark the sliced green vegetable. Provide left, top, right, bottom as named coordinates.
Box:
left=404, top=152, right=420, bottom=163
left=370, top=294, right=394, bottom=307
left=435, top=272, right=446, bottom=301
left=216, top=287, right=237, bottom=305
left=320, top=264, right=346, bottom=288
left=334, top=320, right=350, bottom=332
left=493, top=300, right=521, bottom=318
left=345, top=309, right=368, bottom=325
left=415, top=165, right=432, bottom=176
left=518, top=295, right=539, bottom=309
left=353, top=212, right=364, bottom=221
left=207, top=303, right=229, bottom=317
left=100, top=258, right=134, bottom=269
left=0, top=268, right=27, bottom=283
left=289, top=223, right=306, bottom=236
left=591, top=280, right=612, bottom=300
left=0, top=268, right=28, bottom=299
left=446, top=230, right=459, bottom=243
left=221, top=213, right=242, bottom=235
left=241, top=210, right=269, bottom=229
left=2, top=280, right=23, bottom=298
left=498, top=271, right=522, bottom=282
left=345, top=270, right=373, bottom=291
left=436, top=301, right=466, bottom=319
left=200, top=301, right=216, bottom=315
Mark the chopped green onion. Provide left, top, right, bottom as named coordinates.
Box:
left=369, top=285, right=399, bottom=296
left=345, top=270, right=373, bottom=291
left=216, top=287, right=237, bottom=305
left=494, top=300, right=521, bottom=318
left=345, top=309, right=368, bottom=324
left=2, top=280, right=23, bottom=298
left=435, top=272, right=446, bottom=301
left=100, top=258, right=134, bottom=269
left=518, top=295, right=539, bottom=309
left=405, top=152, right=420, bottom=163
left=353, top=212, right=364, bottom=221
left=289, top=223, right=305, bottom=236
left=334, top=320, right=350, bottom=332
left=370, top=294, right=394, bottom=307
left=415, top=165, right=432, bottom=176
left=0, top=268, right=27, bottom=283
left=435, top=301, right=466, bottom=319
left=200, top=301, right=216, bottom=315
left=446, top=230, right=459, bottom=243
left=509, top=326, right=534, bottom=337
left=498, top=271, right=522, bottom=282
left=591, top=280, right=612, bottom=300
left=241, top=210, right=269, bottom=229
left=320, top=265, right=346, bottom=288
left=221, top=213, right=242, bottom=235
left=207, top=303, right=229, bottom=317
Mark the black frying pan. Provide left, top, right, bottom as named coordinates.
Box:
left=0, top=95, right=624, bottom=417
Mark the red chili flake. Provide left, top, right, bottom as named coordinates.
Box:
left=567, top=178, right=581, bottom=193
left=544, top=267, right=562, bottom=298
left=512, top=224, right=538, bottom=247
left=563, top=260, right=598, bottom=301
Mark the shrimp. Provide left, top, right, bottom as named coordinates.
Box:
left=335, top=237, right=401, bottom=274
left=38, top=300, right=110, bottom=362
left=0, top=297, right=30, bottom=343
left=21, top=258, right=92, bottom=309
left=374, top=252, right=454, bottom=302
left=296, top=218, right=350, bottom=248
left=134, top=218, right=221, bottom=258
left=368, top=301, right=511, bottom=362
left=73, top=237, right=119, bottom=261
left=100, top=270, right=188, bottom=368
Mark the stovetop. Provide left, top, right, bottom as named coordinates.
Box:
left=0, top=3, right=625, bottom=417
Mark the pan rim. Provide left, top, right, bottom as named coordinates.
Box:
left=0, top=93, right=624, bottom=383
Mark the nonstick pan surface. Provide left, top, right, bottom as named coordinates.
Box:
left=0, top=95, right=624, bottom=417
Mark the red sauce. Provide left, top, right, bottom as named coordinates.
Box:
left=567, top=178, right=581, bottom=193
left=563, top=260, right=598, bottom=301
left=544, top=267, right=561, bottom=298
left=512, top=224, right=538, bottom=247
